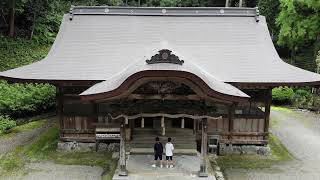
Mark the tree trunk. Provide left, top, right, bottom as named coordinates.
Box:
left=29, top=13, right=36, bottom=40
left=8, top=0, right=15, bottom=37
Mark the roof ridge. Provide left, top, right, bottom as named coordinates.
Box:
left=69, top=6, right=260, bottom=21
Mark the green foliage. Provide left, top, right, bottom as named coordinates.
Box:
left=0, top=81, right=56, bottom=118
left=0, top=123, right=117, bottom=178
left=272, top=87, right=294, bottom=104
left=293, top=44, right=317, bottom=72
left=0, top=35, right=55, bottom=118
left=0, top=35, right=50, bottom=71
left=292, top=89, right=313, bottom=108
left=276, top=0, right=320, bottom=51
left=258, top=0, right=280, bottom=37
left=0, top=119, right=47, bottom=138
left=316, top=49, right=320, bottom=73
left=0, top=147, right=25, bottom=173
left=216, top=134, right=293, bottom=170
left=26, top=126, right=60, bottom=159
left=0, top=115, right=16, bottom=133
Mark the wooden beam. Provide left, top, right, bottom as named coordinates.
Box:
left=219, top=139, right=268, bottom=145
left=61, top=129, right=95, bottom=134
left=60, top=137, right=95, bottom=143
left=209, top=132, right=268, bottom=136
left=108, top=113, right=222, bottom=121
left=128, top=94, right=201, bottom=101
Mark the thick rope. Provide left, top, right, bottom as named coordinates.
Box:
left=108, top=113, right=222, bottom=120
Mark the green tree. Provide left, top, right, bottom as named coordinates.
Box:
left=276, top=0, right=320, bottom=52
left=258, top=0, right=280, bottom=39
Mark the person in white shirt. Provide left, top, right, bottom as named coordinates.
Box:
left=165, top=137, right=174, bottom=168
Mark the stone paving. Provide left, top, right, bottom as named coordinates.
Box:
left=224, top=109, right=320, bottom=180
left=113, top=155, right=216, bottom=180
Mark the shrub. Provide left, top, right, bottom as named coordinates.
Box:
left=292, top=89, right=313, bottom=108
left=0, top=116, right=17, bottom=133
left=0, top=36, right=56, bottom=118
left=0, top=81, right=56, bottom=118
left=272, top=87, right=294, bottom=105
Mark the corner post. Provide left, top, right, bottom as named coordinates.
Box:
left=119, top=121, right=128, bottom=176
left=264, top=89, right=272, bottom=141
left=57, top=86, right=64, bottom=138
left=228, top=103, right=236, bottom=143
left=199, top=118, right=208, bottom=177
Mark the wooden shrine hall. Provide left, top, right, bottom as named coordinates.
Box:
left=1, top=6, right=320, bottom=177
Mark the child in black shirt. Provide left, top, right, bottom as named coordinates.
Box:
left=152, top=137, right=163, bottom=168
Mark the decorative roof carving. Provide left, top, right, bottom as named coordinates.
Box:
left=146, top=49, right=184, bottom=65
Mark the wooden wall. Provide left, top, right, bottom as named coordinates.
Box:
left=58, top=86, right=271, bottom=145
left=60, top=116, right=96, bottom=142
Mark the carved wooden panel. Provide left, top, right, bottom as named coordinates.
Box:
left=133, top=81, right=195, bottom=95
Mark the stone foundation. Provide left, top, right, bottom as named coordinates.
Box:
left=218, top=144, right=271, bottom=156
left=57, top=141, right=120, bottom=152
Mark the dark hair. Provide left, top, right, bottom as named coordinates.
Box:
left=168, top=137, right=171, bottom=142
left=156, top=137, right=159, bottom=141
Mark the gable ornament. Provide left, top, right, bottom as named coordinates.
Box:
left=146, top=49, right=184, bottom=65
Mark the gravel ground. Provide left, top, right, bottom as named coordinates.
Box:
left=224, top=109, right=320, bottom=180
left=0, top=116, right=56, bottom=155
left=8, top=162, right=104, bottom=180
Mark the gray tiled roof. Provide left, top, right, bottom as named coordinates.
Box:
left=1, top=7, right=320, bottom=97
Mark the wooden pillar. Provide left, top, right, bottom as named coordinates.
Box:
left=228, top=103, right=235, bottom=143
left=193, top=119, right=197, bottom=134
left=125, top=117, right=128, bottom=125
left=225, top=0, right=230, bottom=7
left=264, top=89, right=272, bottom=141
left=119, top=122, right=128, bottom=176
left=141, top=117, right=144, bottom=128
left=93, top=102, right=98, bottom=121
left=239, top=0, right=243, bottom=7
left=57, top=86, right=64, bottom=138
left=199, top=118, right=208, bottom=177
left=181, top=117, right=185, bottom=129
left=161, top=116, right=165, bottom=136
left=125, top=117, right=131, bottom=141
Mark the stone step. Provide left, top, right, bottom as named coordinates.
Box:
left=133, top=128, right=194, bottom=133
left=130, top=144, right=197, bottom=149
left=132, top=136, right=196, bottom=139
left=131, top=141, right=196, bottom=145
left=129, top=148, right=198, bottom=155
left=130, top=141, right=197, bottom=146
left=133, top=131, right=195, bottom=135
